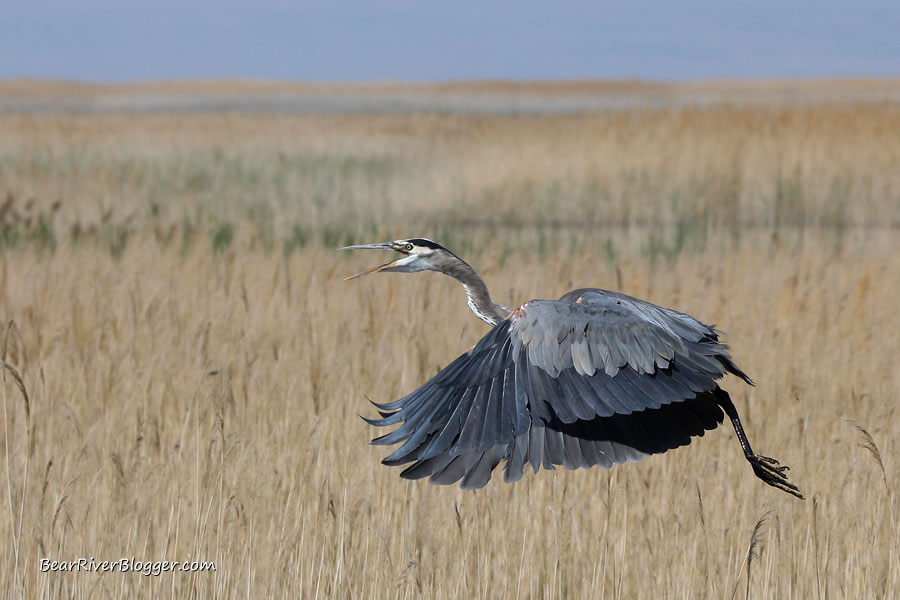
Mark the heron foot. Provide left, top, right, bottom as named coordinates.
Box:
left=749, top=454, right=804, bottom=499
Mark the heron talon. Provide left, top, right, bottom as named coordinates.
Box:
left=749, top=454, right=804, bottom=499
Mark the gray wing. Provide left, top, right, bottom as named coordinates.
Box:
left=365, top=289, right=751, bottom=489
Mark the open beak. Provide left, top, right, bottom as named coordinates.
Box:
left=339, top=242, right=409, bottom=280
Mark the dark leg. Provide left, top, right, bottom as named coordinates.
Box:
left=715, top=389, right=804, bottom=499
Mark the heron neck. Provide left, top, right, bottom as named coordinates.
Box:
left=444, top=260, right=510, bottom=326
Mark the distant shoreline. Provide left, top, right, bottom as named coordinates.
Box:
left=2, top=78, right=899, bottom=114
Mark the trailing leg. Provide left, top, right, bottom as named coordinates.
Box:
left=714, top=388, right=804, bottom=499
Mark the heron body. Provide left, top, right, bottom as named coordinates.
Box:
left=342, top=238, right=803, bottom=499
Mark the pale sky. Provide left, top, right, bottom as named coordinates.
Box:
left=3, top=0, right=899, bottom=81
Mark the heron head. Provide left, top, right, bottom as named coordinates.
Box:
left=340, top=238, right=450, bottom=280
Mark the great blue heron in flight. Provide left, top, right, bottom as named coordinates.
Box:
left=342, top=238, right=803, bottom=499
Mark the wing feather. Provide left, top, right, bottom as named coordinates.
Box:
left=504, top=432, right=530, bottom=483
left=419, top=387, right=475, bottom=460
left=618, top=368, right=669, bottom=408
left=544, top=427, right=565, bottom=467
left=477, top=377, right=504, bottom=452
left=583, top=372, right=629, bottom=415
left=563, top=433, right=585, bottom=469
left=527, top=425, right=545, bottom=473
left=454, top=385, right=490, bottom=454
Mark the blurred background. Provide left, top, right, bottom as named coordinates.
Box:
left=6, top=0, right=900, bottom=80
left=1, top=2, right=898, bottom=598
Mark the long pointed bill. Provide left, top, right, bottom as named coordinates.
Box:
left=338, top=243, right=394, bottom=251
left=340, top=242, right=404, bottom=280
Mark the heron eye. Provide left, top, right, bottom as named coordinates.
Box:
left=405, top=244, right=413, bottom=251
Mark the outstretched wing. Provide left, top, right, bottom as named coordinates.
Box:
left=365, top=288, right=751, bottom=489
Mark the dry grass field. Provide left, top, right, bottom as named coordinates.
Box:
left=1, top=82, right=899, bottom=598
